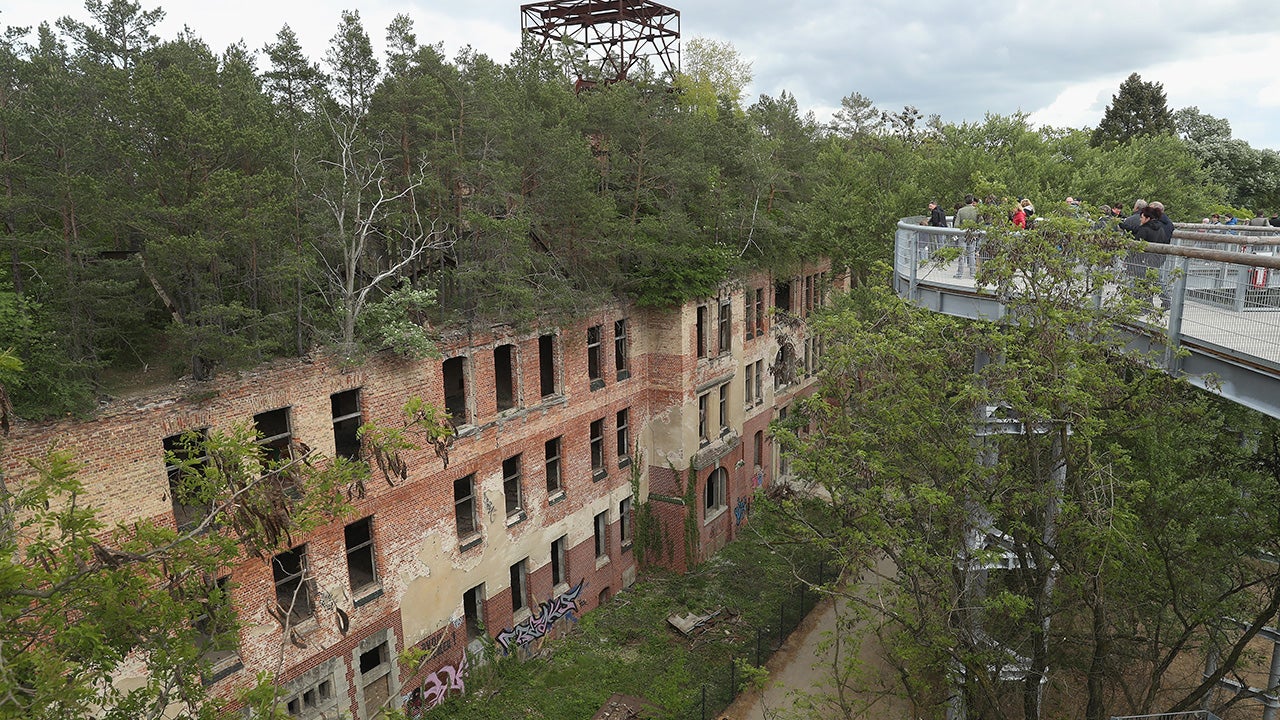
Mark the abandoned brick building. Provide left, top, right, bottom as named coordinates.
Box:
left=2, top=264, right=839, bottom=718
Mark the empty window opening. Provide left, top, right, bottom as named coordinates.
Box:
left=503, top=455, right=523, bottom=517
left=614, top=319, right=630, bottom=380
left=754, top=288, right=765, bottom=335
left=705, top=467, right=727, bottom=512
left=463, top=584, right=485, bottom=640
left=545, top=437, right=562, bottom=494
left=285, top=677, right=336, bottom=718
left=193, top=575, right=237, bottom=666
left=551, top=535, right=568, bottom=586
left=774, top=343, right=796, bottom=389
left=698, top=393, right=710, bottom=443
left=718, top=299, right=731, bottom=354
left=272, top=545, right=313, bottom=623
left=494, top=344, right=516, bottom=412
left=164, top=429, right=211, bottom=531
left=745, top=293, right=755, bottom=339
left=754, top=430, right=764, bottom=468
left=345, top=516, right=378, bottom=594
left=510, top=559, right=529, bottom=612
left=696, top=305, right=708, bottom=357
left=598, top=587, right=612, bottom=605
left=254, top=407, right=292, bottom=463
left=775, top=280, right=792, bottom=313
left=442, top=357, right=469, bottom=425
left=539, top=334, right=558, bottom=397
left=359, top=641, right=392, bottom=719
left=745, top=363, right=756, bottom=405
left=590, top=419, right=605, bottom=474
left=616, top=408, right=630, bottom=464
left=594, top=510, right=609, bottom=559
left=331, top=389, right=362, bottom=461
left=619, top=497, right=633, bottom=547
left=804, top=274, right=814, bottom=316
left=587, top=325, right=603, bottom=386
left=718, top=383, right=729, bottom=435
left=454, top=475, right=478, bottom=538
left=747, top=358, right=757, bottom=404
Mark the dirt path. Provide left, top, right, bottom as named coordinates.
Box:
left=721, top=561, right=915, bottom=720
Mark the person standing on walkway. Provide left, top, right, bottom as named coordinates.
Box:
left=953, top=195, right=980, bottom=278
left=926, top=200, right=948, bottom=254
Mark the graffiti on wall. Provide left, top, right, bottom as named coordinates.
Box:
left=495, top=579, right=585, bottom=653
left=734, top=496, right=751, bottom=527
left=402, top=653, right=467, bottom=718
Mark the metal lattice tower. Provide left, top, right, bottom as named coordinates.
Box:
left=520, top=0, right=680, bottom=88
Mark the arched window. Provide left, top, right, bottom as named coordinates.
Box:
left=705, top=467, right=727, bottom=511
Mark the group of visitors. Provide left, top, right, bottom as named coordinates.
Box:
left=1198, top=211, right=1280, bottom=227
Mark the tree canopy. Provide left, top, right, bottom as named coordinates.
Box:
left=1090, top=72, right=1176, bottom=147
left=0, top=5, right=1274, bottom=428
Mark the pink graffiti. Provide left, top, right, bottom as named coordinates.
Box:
left=495, top=580, right=585, bottom=653
left=402, top=652, right=466, bottom=717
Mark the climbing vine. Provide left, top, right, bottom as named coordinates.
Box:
left=628, top=446, right=665, bottom=566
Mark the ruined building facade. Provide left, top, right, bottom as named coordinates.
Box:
left=3, top=265, right=838, bottom=718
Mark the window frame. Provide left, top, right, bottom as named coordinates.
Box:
left=503, top=454, right=524, bottom=519
left=594, top=510, right=609, bottom=560
left=718, top=298, right=731, bottom=355
left=704, top=467, right=728, bottom=514
left=590, top=418, right=605, bottom=477
left=587, top=324, right=603, bottom=388
left=698, top=392, right=710, bottom=444
left=331, top=389, right=363, bottom=461
left=616, top=407, right=631, bottom=466
left=614, top=319, right=630, bottom=380
left=510, top=559, right=530, bottom=613
left=551, top=535, right=568, bottom=587
left=164, top=428, right=211, bottom=531
left=272, top=544, right=313, bottom=624
left=344, top=516, right=379, bottom=596
left=545, top=436, right=563, bottom=496
left=718, top=382, right=729, bottom=435
left=494, top=343, right=517, bottom=412
left=454, top=474, right=479, bottom=540
left=619, top=497, right=633, bottom=548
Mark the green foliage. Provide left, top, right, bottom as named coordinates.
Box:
left=355, top=280, right=438, bottom=358
left=427, top=501, right=831, bottom=719
left=1091, top=72, right=1176, bottom=147
left=773, top=229, right=1280, bottom=719
left=0, top=425, right=359, bottom=718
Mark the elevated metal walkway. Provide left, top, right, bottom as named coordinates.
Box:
left=894, top=219, right=1280, bottom=419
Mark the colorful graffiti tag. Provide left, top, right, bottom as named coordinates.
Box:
left=495, top=579, right=585, bottom=653
left=402, top=653, right=467, bottom=718
left=734, top=496, right=750, bottom=527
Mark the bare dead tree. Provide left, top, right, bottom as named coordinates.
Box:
left=311, top=112, right=454, bottom=357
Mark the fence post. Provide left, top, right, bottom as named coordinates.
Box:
left=731, top=658, right=737, bottom=701
left=701, top=684, right=707, bottom=720
left=756, top=627, right=762, bottom=666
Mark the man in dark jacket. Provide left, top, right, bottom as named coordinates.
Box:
left=926, top=200, right=947, bottom=252
left=1120, top=199, right=1148, bottom=236
left=1148, top=201, right=1175, bottom=243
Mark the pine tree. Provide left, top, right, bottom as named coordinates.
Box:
left=1090, top=72, right=1175, bottom=146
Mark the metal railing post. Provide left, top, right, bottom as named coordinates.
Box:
left=1164, top=256, right=1189, bottom=372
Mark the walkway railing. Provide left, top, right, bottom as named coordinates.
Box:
left=894, top=218, right=1280, bottom=419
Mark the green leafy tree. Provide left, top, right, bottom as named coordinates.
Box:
left=774, top=224, right=1280, bottom=719
left=1090, top=72, right=1175, bottom=147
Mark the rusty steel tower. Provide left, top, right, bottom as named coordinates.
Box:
left=520, top=0, right=680, bottom=88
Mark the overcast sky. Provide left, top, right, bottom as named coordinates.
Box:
left=4, top=1, right=1280, bottom=150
